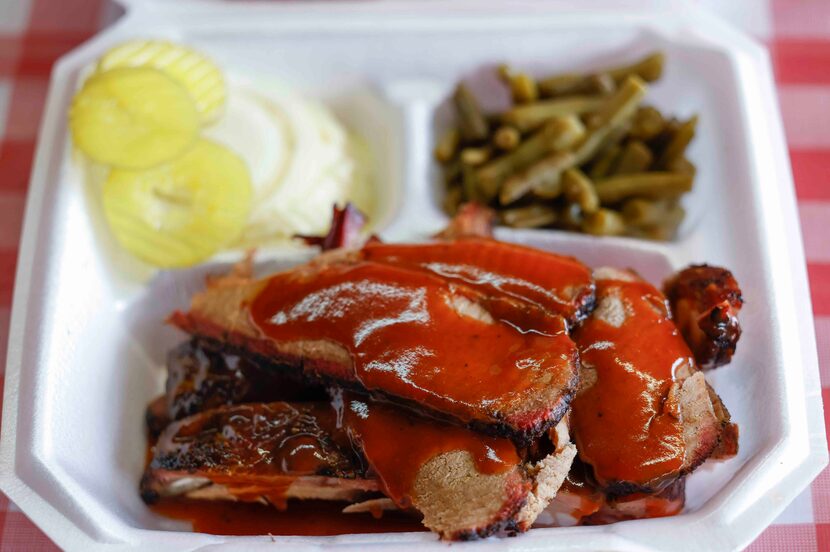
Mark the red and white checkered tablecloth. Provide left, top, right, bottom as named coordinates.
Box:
left=0, top=0, right=827, bottom=550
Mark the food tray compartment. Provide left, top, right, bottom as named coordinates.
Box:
left=0, top=2, right=824, bottom=551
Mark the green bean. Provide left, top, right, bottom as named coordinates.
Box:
left=500, top=151, right=574, bottom=204
left=538, top=51, right=663, bottom=97
left=453, top=83, right=489, bottom=141
left=630, top=106, right=665, bottom=140
left=621, top=198, right=673, bottom=226
left=606, top=52, right=665, bottom=83
left=562, top=168, right=599, bottom=213
left=460, top=146, right=492, bottom=166
left=667, top=156, right=696, bottom=176
left=589, top=144, right=622, bottom=179
left=614, top=140, right=653, bottom=174
left=585, top=76, right=647, bottom=130
left=594, top=172, right=693, bottom=204
left=658, top=115, right=697, bottom=168
left=435, top=127, right=461, bottom=163
left=511, top=73, right=539, bottom=104
left=477, top=116, right=585, bottom=201
left=493, top=126, right=521, bottom=150
left=462, top=163, right=483, bottom=202
left=572, top=76, right=647, bottom=165
left=497, top=77, right=643, bottom=204
left=443, top=186, right=464, bottom=215
left=581, top=208, right=626, bottom=236
left=630, top=203, right=685, bottom=240
left=443, top=159, right=462, bottom=185
left=500, top=204, right=559, bottom=228
left=502, top=96, right=605, bottom=132
left=558, top=202, right=584, bottom=229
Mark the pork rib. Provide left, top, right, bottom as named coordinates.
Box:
left=170, top=249, right=583, bottom=444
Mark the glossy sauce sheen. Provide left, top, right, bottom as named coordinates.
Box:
left=150, top=499, right=426, bottom=536
left=571, top=276, right=694, bottom=486
left=250, top=261, right=577, bottom=430
left=335, top=392, right=519, bottom=507
left=151, top=402, right=353, bottom=478
left=362, top=238, right=594, bottom=325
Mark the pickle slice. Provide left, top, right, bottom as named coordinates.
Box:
left=103, top=139, right=252, bottom=268
left=70, top=67, right=200, bottom=169
left=98, top=40, right=226, bottom=123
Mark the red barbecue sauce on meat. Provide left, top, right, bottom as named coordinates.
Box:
left=249, top=260, right=576, bottom=431
left=334, top=391, right=520, bottom=508
left=571, top=276, right=694, bottom=487
left=361, top=238, right=594, bottom=324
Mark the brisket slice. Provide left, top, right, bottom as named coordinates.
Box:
left=542, top=461, right=685, bottom=527
left=571, top=267, right=736, bottom=496
left=146, top=338, right=326, bottom=435
left=140, top=402, right=376, bottom=506
left=170, top=253, right=580, bottom=445
left=360, top=237, right=596, bottom=327
left=663, top=264, right=743, bottom=370
left=141, top=398, right=576, bottom=540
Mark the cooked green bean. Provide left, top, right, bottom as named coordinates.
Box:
left=443, top=159, right=462, bottom=185
left=500, top=151, right=574, bottom=204
left=559, top=202, right=584, bottom=229
left=460, top=146, right=492, bottom=166
left=572, top=76, right=647, bottom=165
left=500, top=204, right=558, bottom=228
left=443, top=186, right=464, bottom=215
left=462, top=163, right=483, bottom=202
left=666, top=156, right=696, bottom=176
left=493, top=126, right=521, bottom=150
left=562, top=168, right=599, bottom=213
left=630, top=203, right=685, bottom=240
left=589, top=144, right=622, bottom=179
left=453, top=83, right=489, bottom=141
left=621, top=198, right=672, bottom=226
left=435, top=127, right=461, bottom=163
left=594, top=172, right=693, bottom=204
left=538, top=51, right=663, bottom=98
left=502, top=96, right=605, bottom=132
left=606, top=52, right=665, bottom=83
left=658, top=115, right=697, bottom=168
left=477, top=116, right=584, bottom=200
left=581, top=208, right=626, bottom=236
left=585, top=76, right=647, bottom=130
left=498, top=83, right=642, bottom=204
left=614, top=140, right=653, bottom=174
left=630, top=106, right=665, bottom=140
left=511, top=73, right=539, bottom=104
left=537, top=72, right=615, bottom=98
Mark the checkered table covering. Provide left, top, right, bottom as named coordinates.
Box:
left=0, top=0, right=827, bottom=549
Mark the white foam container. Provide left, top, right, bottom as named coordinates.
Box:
left=1, top=1, right=826, bottom=550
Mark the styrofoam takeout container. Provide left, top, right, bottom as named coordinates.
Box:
left=0, top=1, right=825, bottom=550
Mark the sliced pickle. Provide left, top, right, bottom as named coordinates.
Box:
left=70, top=67, right=200, bottom=169
left=98, top=40, right=226, bottom=123
left=103, top=139, right=252, bottom=268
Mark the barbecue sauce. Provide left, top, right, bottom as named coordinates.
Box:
left=250, top=261, right=577, bottom=432
left=362, top=238, right=595, bottom=324
left=334, top=391, right=519, bottom=507
left=149, top=498, right=426, bottom=536
left=571, top=275, right=693, bottom=487
left=147, top=402, right=360, bottom=494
